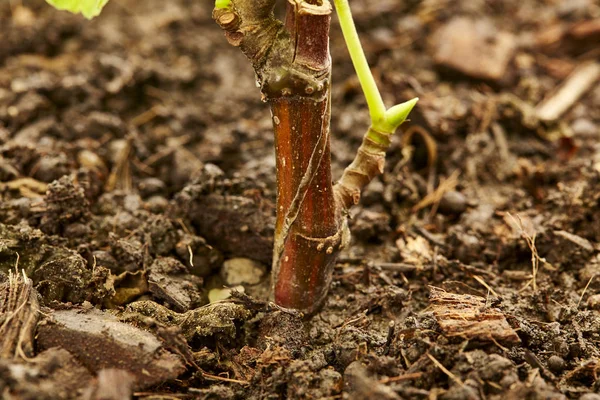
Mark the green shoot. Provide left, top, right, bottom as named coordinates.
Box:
left=332, top=0, right=417, bottom=135
left=45, top=0, right=109, bottom=19
left=215, top=0, right=231, bottom=9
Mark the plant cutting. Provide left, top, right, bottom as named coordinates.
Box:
left=45, top=0, right=417, bottom=314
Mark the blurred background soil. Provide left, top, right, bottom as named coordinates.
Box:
left=0, top=0, right=599, bottom=398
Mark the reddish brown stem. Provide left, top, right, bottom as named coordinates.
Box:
left=271, top=0, right=347, bottom=313
left=215, top=0, right=390, bottom=314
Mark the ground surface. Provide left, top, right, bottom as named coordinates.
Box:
left=1, top=0, right=599, bottom=399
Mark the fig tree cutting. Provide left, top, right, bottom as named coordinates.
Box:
left=46, top=0, right=417, bottom=314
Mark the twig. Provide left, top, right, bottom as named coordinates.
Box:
left=577, top=274, right=596, bottom=309
left=471, top=274, right=499, bottom=297
left=427, top=353, right=464, bottom=388
left=412, top=170, right=460, bottom=213
left=412, top=225, right=447, bottom=248
left=201, top=372, right=249, bottom=385
left=401, top=125, right=438, bottom=171
left=375, top=262, right=421, bottom=273
left=379, top=372, right=423, bottom=384
left=507, top=213, right=546, bottom=292
left=535, top=61, right=600, bottom=121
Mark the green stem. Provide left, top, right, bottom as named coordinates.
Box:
left=333, top=0, right=417, bottom=137
left=333, top=0, right=386, bottom=123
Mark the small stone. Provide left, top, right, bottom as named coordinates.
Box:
left=461, top=204, right=495, bottom=233
left=433, top=17, right=516, bottom=81
left=208, top=285, right=244, bottom=303
left=32, top=154, right=71, bottom=183
left=123, top=194, right=142, bottom=212
left=11, top=5, right=36, bottom=27
left=571, top=118, right=598, bottom=137
left=557, top=0, right=592, bottom=17
left=439, top=190, right=468, bottom=215
left=547, top=355, right=565, bottom=373
left=344, top=361, right=401, bottom=400
left=77, top=149, right=107, bottom=174
left=221, top=258, right=266, bottom=286
left=145, top=195, right=169, bottom=213
left=587, top=294, right=600, bottom=310
left=138, top=177, right=166, bottom=198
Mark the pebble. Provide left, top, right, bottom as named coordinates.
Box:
left=123, top=194, right=142, bottom=212
left=571, top=118, right=598, bottom=137
left=171, top=147, right=204, bottom=189
left=439, top=190, right=468, bottom=215
left=208, top=285, right=244, bottom=303
left=587, top=294, right=600, bottom=310
left=145, top=195, right=169, bottom=213
left=32, top=154, right=70, bottom=183
left=138, top=177, right=166, bottom=198
left=78, top=149, right=107, bottom=174
left=546, top=355, right=565, bottom=373
left=220, top=258, right=266, bottom=286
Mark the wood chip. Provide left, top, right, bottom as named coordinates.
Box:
left=553, top=230, right=594, bottom=252
left=429, top=286, right=520, bottom=345
left=433, top=17, right=516, bottom=81
left=37, top=307, right=186, bottom=390
left=535, top=61, right=600, bottom=121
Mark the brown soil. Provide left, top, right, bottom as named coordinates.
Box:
left=1, top=0, right=599, bottom=399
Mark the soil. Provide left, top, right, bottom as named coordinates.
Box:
left=1, top=0, right=599, bottom=399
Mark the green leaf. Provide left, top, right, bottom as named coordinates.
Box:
left=45, top=0, right=109, bottom=19
left=384, top=97, right=419, bottom=129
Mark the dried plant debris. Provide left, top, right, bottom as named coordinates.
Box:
left=429, top=286, right=520, bottom=345
left=0, top=224, right=99, bottom=304
left=123, top=300, right=253, bottom=342
left=0, top=270, right=39, bottom=359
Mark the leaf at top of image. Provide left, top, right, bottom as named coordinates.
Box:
left=215, top=0, right=231, bottom=9
left=45, top=0, right=109, bottom=19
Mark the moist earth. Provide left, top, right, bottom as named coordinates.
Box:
left=0, top=0, right=599, bottom=399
